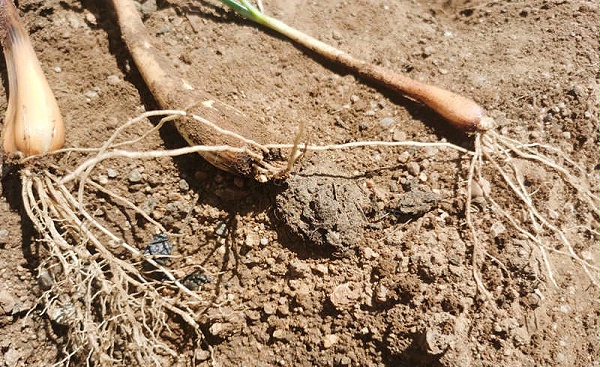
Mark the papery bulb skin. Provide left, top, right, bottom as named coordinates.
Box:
left=1, top=0, right=65, bottom=156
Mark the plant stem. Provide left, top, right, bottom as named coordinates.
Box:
left=219, top=0, right=493, bottom=132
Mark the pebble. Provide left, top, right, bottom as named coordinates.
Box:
left=490, top=222, right=506, bottom=238
left=263, top=303, right=277, bottom=315
left=469, top=180, right=484, bottom=199
left=424, top=146, right=438, bottom=157
left=141, top=197, right=158, bottom=214
left=84, top=12, right=97, bottom=26
left=37, top=269, right=53, bottom=290
left=272, top=329, right=288, bottom=340
left=4, top=346, right=22, bottom=367
left=362, top=247, right=379, bottom=260
left=208, top=322, right=231, bottom=338
left=53, top=66, right=62, bottom=73
left=178, top=179, right=189, bottom=191
left=322, top=334, right=339, bottom=349
left=374, top=283, right=388, bottom=304
left=106, top=168, right=118, bottom=178
left=329, top=282, right=361, bottom=311
left=195, top=349, right=211, bottom=361
left=380, top=117, right=396, bottom=127
left=245, top=232, right=260, bottom=248
left=392, top=130, right=407, bottom=142
left=332, top=30, right=343, bottom=40
left=311, top=263, right=328, bottom=276
left=0, top=289, right=17, bottom=315
left=0, top=229, right=8, bottom=244
left=97, top=174, right=109, bottom=185
left=84, top=90, right=99, bottom=100
left=140, top=0, right=157, bottom=15
left=214, top=222, right=229, bottom=237
left=288, top=261, right=310, bottom=278
left=339, top=356, right=352, bottom=365
left=397, top=151, right=410, bottom=163
left=260, top=237, right=269, bottom=246
left=128, top=169, right=143, bottom=183
left=406, top=161, right=420, bottom=176
left=106, top=75, right=121, bottom=85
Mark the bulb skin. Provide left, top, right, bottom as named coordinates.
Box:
left=1, top=0, right=65, bottom=156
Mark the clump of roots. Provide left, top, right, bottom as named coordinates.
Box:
left=466, top=128, right=598, bottom=301
left=17, top=110, right=598, bottom=364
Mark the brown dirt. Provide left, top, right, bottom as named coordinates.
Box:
left=0, top=0, right=598, bottom=366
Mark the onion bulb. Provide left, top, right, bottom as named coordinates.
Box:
left=1, top=0, right=65, bottom=156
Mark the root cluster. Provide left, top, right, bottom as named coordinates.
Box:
left=16, top=110, right=598, bottom=365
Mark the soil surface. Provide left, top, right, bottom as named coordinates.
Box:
left=0, top=0, right=598, bottom=366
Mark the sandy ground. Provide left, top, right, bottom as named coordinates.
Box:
left=0, top=0, right=598, bottom=366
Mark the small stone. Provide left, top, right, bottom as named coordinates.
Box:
left=470, top=181, right=484, bottom=199
left=53, top=66, right=62, bottom=73
left=195, top=349, right=211, bottom=361
left=208, top=322, right=229, bottom=338
left=0, top=229, right=9, bottom=244
left=97, top=174, right=109, bottom=185
left=559, top=304, right=570, bottom=314
left=263, top=303, right=277, bottom=315
left=380, top=117, right=396, bottom=127
left=350, top=95, right=360, bottom=103
left=143, top=233, right=172, bottom=264
left=322, top=334, right=339, bottom=349
left=140, top=0, right=157, bottom=16
left=490, top=222, right=506, bottom=238
left=178, top=179, right=189, bottom=191
left=406, top=161, right=420, bottom=176
left=581, top=250, right=593, bottom=261
left=329, top=282, right=361, bottom=311
left=424, top=146, right=438, bottom=157
left=332, top=30, right=343, bottom=40
left=141, top=197, right=158, bottom=214
left=84, top=12, right=97, bottom=26
left=106, top=75, right=121, bottom=85
left=84, top=90, right=99, bottom=99
left=194, top=170, right=209, bottom=181
left=511, top=327, right=530, bottom=346
left=260, top=237, right=269, bottom=246
left=182, top=273, right=212, bottom=291
left=4, top=346, right=22, bottom=367
left=398, top=151, right=410, bottom=163
left=272, top=329, right=288, bottom=340
left=288, top=261, right=310, bottom=278
left=392, top=130, right=407, bottom=142
left=106, top=168, right=118, bottom=178
left=214, top=222, right=229, bottom=237
left=0, top=289, right=17, bottom=315
left=128, top=168, right=143, bottom=183
left=374, top=283, right=388, bottom=304
left=570, top=85, right=587, bottom=100
left=37, top=269, right=53, bottom=290
left=245, top=232, right=260, bottom=248
left=311, top=263, right=329, bottom=276
left=362, top=247, right=378, bottom=260
left=339, top=356, right=352, bottom=365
